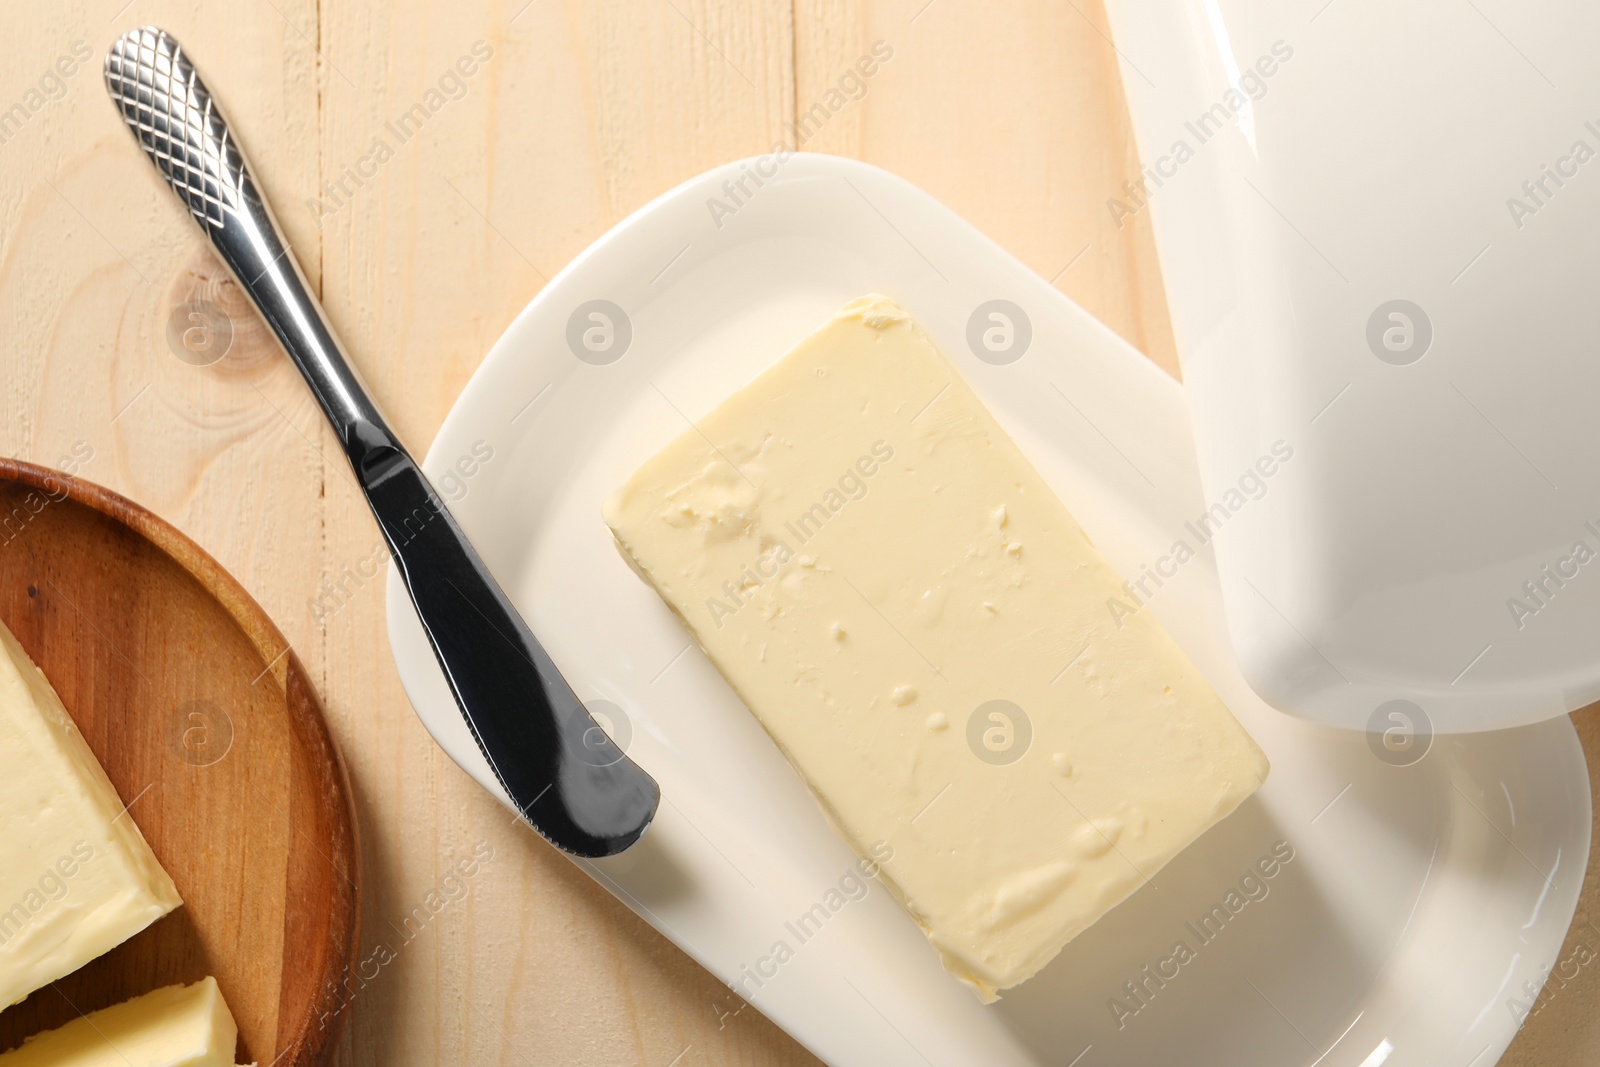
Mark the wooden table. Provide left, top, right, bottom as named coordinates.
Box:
left=4, top=2, right=1597, bottom=1063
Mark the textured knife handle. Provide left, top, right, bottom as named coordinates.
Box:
left=104, top=26, right=249, bottom=232
left=105, top=26, right=384, bottom=443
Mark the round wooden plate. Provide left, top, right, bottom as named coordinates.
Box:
left=0, top=459, right=359, bottom=1065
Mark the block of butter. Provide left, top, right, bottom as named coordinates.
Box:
left=604, top=295, right=1269, bottom=1000
left=0, top=618, right=181, bottom=1008
left=0, top=976, right=246, bottom=1066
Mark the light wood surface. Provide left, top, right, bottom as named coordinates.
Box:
left=0, top=461, right=357, bottom=1065
left=1, top=1, right=1595, bottom=1064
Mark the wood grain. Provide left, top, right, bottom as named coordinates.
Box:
left=792, top=0, right=1178, bottom=377
left=0, top=0, right=1594, bottom=1064
left=0, top=460, right=358, bottom=1065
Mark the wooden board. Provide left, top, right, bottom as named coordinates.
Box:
left=0, top=460, right=358, bottom=1065
left=0, top=1, right=1595, bottom=1064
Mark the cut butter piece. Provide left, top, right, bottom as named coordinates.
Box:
left=0, top=617, right=181, bottom=1008
left=603, top=295, right=1269, bottom=1001
left=0, top=976, right=246, bottom=1066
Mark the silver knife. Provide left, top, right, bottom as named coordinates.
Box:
left=103, top=26, right=659, bottom=857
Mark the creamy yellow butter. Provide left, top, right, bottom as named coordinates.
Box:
left=0, top=618, right=181, bottom=1009
left=604, top=295, right=1269, bottom=1000
left=0, top=977, right=246, bottom=1066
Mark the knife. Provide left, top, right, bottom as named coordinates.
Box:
left=103, top=26, right=659, bottom=857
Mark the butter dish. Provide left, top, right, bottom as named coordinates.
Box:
left=386, top=154, right=1589, bottom=1066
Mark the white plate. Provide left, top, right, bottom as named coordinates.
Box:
left=386, top=155, right=1590, bottom=1067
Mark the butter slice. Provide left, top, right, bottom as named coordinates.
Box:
left=0, top=618, right=181, bottom=1008
left=0, top=977, right=245, bottom=1066
left=604, top=295, right=1268, bottom=1001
